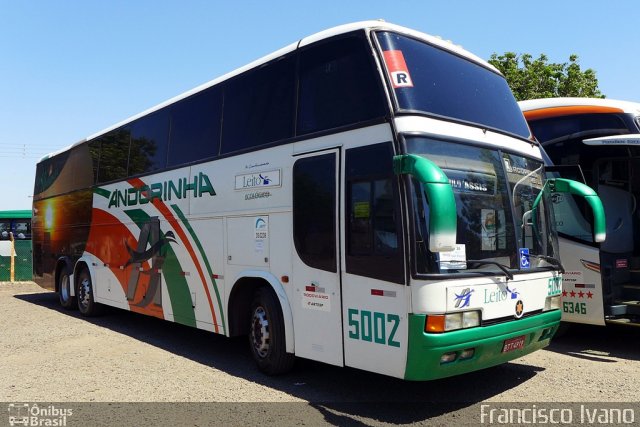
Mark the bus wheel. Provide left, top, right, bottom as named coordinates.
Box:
left=249, top=287, right=295, bottom=375
left=76, top=267, right=102, bottom=317
left=58, top=268, right=76, bottom=310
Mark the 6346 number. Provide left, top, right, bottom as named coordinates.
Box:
left=563, top=301, right=586, bottom=315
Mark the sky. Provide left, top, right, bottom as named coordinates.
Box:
left=1, top=0, right=638, bottom=211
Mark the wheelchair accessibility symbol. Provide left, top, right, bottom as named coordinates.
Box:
left=519, top=248, right=530, bottom=269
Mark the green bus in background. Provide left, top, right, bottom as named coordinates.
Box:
left=0, top=210, right=32, bottom=281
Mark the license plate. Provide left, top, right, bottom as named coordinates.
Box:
left=502, top=335, right=526, bottom=353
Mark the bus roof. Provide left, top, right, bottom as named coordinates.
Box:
left=41, top=20, right=498, bottom=162
left=0, top=210, right=31, bottom=219
left=519, top=97, right=640, bottom=121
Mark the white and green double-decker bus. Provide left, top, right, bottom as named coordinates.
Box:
left=32, top=21, right=605, bottom=380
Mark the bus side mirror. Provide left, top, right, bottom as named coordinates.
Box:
left=393, top=154, right=457, bottom=252
left=533, top=178, right=606, bottom=243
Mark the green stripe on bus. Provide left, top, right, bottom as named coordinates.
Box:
left=171, top=204, right=226, bottom=334
left=161, top=243, right=197, bottom=328
left=94, top=187, right=111, bottom=199
left=123, top=209, right=197, bottom=328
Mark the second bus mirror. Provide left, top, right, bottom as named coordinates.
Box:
left=535, top=178, right=607, bottom=243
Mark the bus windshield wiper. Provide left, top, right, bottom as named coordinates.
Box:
left=467, top=260, right=514, bottom=281
left=528, top=254, right=565, bottom=274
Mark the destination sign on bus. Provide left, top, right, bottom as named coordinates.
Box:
left=443, top=169, right=496, bottom=195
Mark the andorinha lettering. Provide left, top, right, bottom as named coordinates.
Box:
left=107, top=172, right=216, bottom=208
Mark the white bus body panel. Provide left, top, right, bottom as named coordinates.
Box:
left=412, top=271, right=560, bottom=321
left=557, top=237, right=605, bottom=326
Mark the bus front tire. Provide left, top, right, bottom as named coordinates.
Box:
left=58, top=269, right=76, bottom=310
left=76, top=268, right=103, bottom=317
left=249, top=287, right=295, bottom=375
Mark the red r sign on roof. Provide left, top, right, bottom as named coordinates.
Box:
left=383, top=50, right=414, bottom=88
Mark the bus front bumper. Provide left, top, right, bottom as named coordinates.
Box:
left=404, top=310, right=561, bottom=381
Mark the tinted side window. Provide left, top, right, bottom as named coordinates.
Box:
left=33, top=151, right=70, bottom=195
left=0, top=221, right=9, bottom=240
left=12, top=220, right=31, bottom=239
left=168, top=86, right=222, bottom=167
left=293, top=153, right=336, bottom=272
left=297, top=34, right=386, bottom=135
left=97, top=128, right=130, bottom=183
left=88, top=139, right=100, bottom=184
left=221, top=56, right=295, bottom=154
left=346, top=142, right=403, bottom=283
left=129, top=109, right=169, bottom=175
left=538, top=114, right=631, bottom=187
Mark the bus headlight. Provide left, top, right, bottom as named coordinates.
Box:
left=462, top=311, right=480, bottom=328
left=425, top=310, right=481, bottom=333
left=545, top=295, right=561, bottom=311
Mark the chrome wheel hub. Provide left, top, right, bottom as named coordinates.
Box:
left=251, top=306, right=270, bottom=358
left=78, top=277, right=91, bottom=309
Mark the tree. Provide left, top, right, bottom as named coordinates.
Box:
left=488, top=52, right=604, bottom=101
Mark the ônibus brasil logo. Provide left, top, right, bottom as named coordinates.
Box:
left=8, top=403, right=73, bottom=426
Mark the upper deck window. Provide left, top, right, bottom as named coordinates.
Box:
left=221, top=56, right=295, bottom=154
left=376, top=32, right=530, bottom=138
left=297, top=34, right=387, bottom=135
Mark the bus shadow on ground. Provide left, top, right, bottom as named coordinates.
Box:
left=545, top=323, right=640, bottom=363
left=16, top=290, right=542, bottom=425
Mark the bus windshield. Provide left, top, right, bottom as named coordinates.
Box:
left=376, top=31, right=530, bottom=139
left=407, top=137, right=559, bottom=275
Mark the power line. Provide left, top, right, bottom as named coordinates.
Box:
left=0, top=143, right=51, bottom=159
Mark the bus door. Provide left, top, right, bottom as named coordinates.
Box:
left=291, top=149, right=344, bottom=366
left=341, top=142, right=408, bottom=378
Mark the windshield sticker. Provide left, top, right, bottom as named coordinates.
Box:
left=519, top=248, right=530, bottom=269
left=481, top=209, right=497, bottom=251
left=503, top=158, right=543, bottom=188
left=354, top=201, right=370, bottom=218
left=383, top=50, right=414, bottom=88
left=497, top=210, right=506, bottom=250
left=439, top=244, right=467, bottom=270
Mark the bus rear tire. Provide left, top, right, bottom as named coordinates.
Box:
left=58, top=268, right=76, bottom=310
left=76, top=267, right=103, bottom=317
left=249, top=287, right=295, bottom=375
